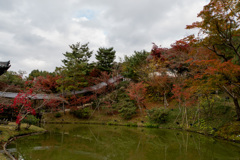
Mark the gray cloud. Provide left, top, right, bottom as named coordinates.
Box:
left=0, top=0, right=209, bottom=75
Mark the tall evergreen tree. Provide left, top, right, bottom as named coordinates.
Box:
left=122, top=50, right=149, bottom=82
left=95, top=47, right=116, bottom=73
left=57, top=42, right=93, bottom=94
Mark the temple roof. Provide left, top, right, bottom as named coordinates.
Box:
left=0, top=61, right=11, bottom=76
left=0, top=91, right=66, bottom=101
left=0, top=61, right=10, bottom=67
left=67, top=75, right=123, bottom=95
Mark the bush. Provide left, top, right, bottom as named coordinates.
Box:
left=22, top=115, right=39, bottom=129
left=125, top=122, right=138, bottom=127
left=118, top=101, right=137, bottom=120
left=70, top=108, right=91, bottom=119
left=108, top=90, right=137, bottom=120
left=215, top=105, right=231, bottom=115
left=22, top=115, right=39, bottom=125
left=144, top=122, right=159, bottom=128
left=54, top=112, right=62, bottom=118
left=147, top=108, right=169, bottom=124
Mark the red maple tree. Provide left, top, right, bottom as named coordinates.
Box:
left=126, top=81, right=146, bottom=115
left=11, top=88, right=64, bottom=130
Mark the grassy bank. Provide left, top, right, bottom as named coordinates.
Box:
left=0, top=122, right=46, bottom=159
left=42, top=110, right=147, bottom=126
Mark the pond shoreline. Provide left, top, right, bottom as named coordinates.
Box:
left=2, top=120, right=240, bottom=159
left=42, top=120, right=240, bottom=144
left=0, top=123, right=46, bottom=160
left=3, top=131, right=47, bottom=160
left=8, top=123, right=240, bottom=160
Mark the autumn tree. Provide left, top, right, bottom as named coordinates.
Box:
left=26, top=74, right=61, bottom=93
left=140, top=39, right=193, bottom=110
left=149, top=37, right=194, bottom=75
left=11, top=89, right=64, bottom=130
left=137, top=57, right=171, bottom=109
left=188, top=58, right=240, bottom=120
left=126, top=82, right=146, bottom=115
left=96, top=47, right=116, bottom=73
left=86, top=71, right=122, bottom=117
left=149, top=43, right=168, bottom=60
left=186, top=0, right=240, bottom=62
left=187, top=0, right=240, bottom=120
left=171, top=83, right=196, bottom=128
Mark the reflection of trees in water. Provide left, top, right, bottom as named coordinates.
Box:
left=8, top=124, right=240, bottom=160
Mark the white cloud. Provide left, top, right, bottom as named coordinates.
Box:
left=21, top=58, right=48, bottom=70
left=72, top=17, right=89, bottom=22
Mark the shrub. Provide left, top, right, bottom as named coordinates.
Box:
left=22, top=115, right=39, bottom=129
left=70, top=108, right=91, bottom=119
left=54, top=112, right=62, bottom=118
left=215, top=105, right=231, bottom=115
left=118, top=102, right=137, bottom=120
left=107, top=121, right=118, bottom=125
left=115, top=98, right=137, bottom=120
left=108, top=90, right=137, bottom=120
left=147, top=108, right=169, bottom=124
left=125, top=122, right=138, bottom=127
left=144, top=122, right=159, bottom=128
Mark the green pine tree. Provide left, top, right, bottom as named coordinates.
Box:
left=57, top=42, right=93, bottom=94
left=95, top=47, right=116, bottom=73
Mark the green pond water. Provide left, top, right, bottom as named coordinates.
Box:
left=7, top=124, right=240, bottom=160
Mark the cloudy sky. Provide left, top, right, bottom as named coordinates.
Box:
left=0, top=0, right=209, bottom=75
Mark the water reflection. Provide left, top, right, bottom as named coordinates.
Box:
left=7, top=124, right=240, bottom=160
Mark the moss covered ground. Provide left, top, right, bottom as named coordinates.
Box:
left=0, top=122, right=46, bottom=159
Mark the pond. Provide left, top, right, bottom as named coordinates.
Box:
left=7, top=124, right=240, bottom=160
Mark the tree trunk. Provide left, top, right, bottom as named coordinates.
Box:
left=62, top=90, right=65, bottom=115
left=138, top=103, right=143, bottom=116
left=63, top=101, right=65, bottom=115
left=16, top=123, right=21, bottom=131
left=25, top=124, right=31, bottom=130
left=164, top=92, right=169, bottom=110
left=221, top=85, right=240, bottom=121
left=233, top=97, right=240, bottom=121
left=185, top=107, right=189, bottom=129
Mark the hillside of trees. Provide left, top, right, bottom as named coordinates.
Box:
left=0, top=0, right=240, bottom=140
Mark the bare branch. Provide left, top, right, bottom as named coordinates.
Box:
left=220, top=85, right=235, bottom=98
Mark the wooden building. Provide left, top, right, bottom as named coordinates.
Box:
left=0, top=61, right=11, bottom=76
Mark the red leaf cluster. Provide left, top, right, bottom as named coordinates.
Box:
left=126, top=82, right=146, bottom=106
